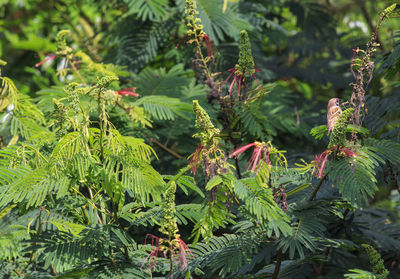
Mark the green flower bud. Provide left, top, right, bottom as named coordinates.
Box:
left=328, top=108, right=354, bottom=148
left=192, top=100, right=220, bottom=146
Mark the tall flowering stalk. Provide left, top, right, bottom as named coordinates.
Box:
left=310, top=108, right=357, bottom=178
left=225, top=30, right=261, bottom=97
left=144, top=182, right=192, bottom=277
left=35, top=30, right=87, bottom=84
left=328, top=108, right=354, bottom=149
left=184, top=0, right=217, bottom=78
left=349, top=4, right=396, bottom=142
left=189, top=100, right=229, bottom=178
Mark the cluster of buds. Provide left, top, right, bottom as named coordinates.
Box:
left=190, top=101, right=229, bottom=178
left=349, top=4, right=397, bottom=141
left=52, top=98, right=69, bottom=138
left=35, top=30, right=72, bottom=67
left=225, top=30, right=261, bottom=96
left=328, top=108, right=354, bottom=148
left=185, top=0, right=205, bottom=41
left=182, top=0, right=218, bottom=58
left=56, top=30, right=73, bottom=57
left=96, top=75, right=118, bottom=89
left=192, top=100, right=220, bottom=146
left=144, top=182, right=192, bottom=271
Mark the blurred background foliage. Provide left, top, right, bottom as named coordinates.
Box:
left=1, top=0, right=400, bottom=278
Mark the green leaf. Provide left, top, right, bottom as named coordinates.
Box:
left=286, top=183, right=312, bottom=196
left=205, top=175, right=223, bottom=190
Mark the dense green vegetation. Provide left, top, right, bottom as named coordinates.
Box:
left=1, top=0, right=400, bottom=278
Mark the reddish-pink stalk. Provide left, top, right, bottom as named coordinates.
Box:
left=313, top=146, right=357, bottom=178
left=35, top=54, right=57, bottom=67
left=116, top=87, right=139, bottom=97
left=229, top=142, right=256, bottom=158
left=189, top=144, right=204, bottom=175
left=238, top=76, right=242, bottom=96
left=175, top=34, right=189, bottom=48
left=229, top=75, right=237, bottom=95
left=252, top=73, right=262, bottom=90
left=203, top=34, right=219, bottom=57
left=248, top=146, right=262, bottom=172
left=177, top=238, right=192, bottom=271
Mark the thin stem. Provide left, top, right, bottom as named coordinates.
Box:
left=234, top=157, right=242, bottom=179
left=359, top=1, right=384, bottom=50
left=143, top=131, right=184, bottom=160
left=195, top=39, right=212, bottom=78
left=272, top=247, right=283, bottom=279
left=98, top=92, right=105, bottom=162
left=72, top=187, right=111, bottom=216
left=88, top=187, right=103, bottom=224
left=68, top=57, right=87, bottom=85
left=307, top=173, right=328, bottom=202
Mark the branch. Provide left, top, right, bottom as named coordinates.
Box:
left=307, top=173, right=328, bottom=202
left=359, top=1, right=384, bottom=50
left=142, top=131, right=184, bottom=160
left=272, top=247, right=283, bottom=279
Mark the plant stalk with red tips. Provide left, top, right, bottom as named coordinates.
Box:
left=116, top=87, right=139, bottom=97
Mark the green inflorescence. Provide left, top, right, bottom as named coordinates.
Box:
left=235, top=30, right=256, bottom=77
left=376, top=4, right=397, bottom=28
left=328, top=108, right=354, bottom=148
left=65, top=82, right=79, bottom=93
left=159, top=182, right=179, bottom=238
left=185, top=0, right=205, bottom=40
left=56, top=30, right=73, bottom=56
left=192, top=100, right=220, bottom=146
left=362, top=244, right=389, bottom=279
left=96, top=75, right=119, bottom=89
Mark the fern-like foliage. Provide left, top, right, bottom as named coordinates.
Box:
left=234, top=178, right=291, bottom=236
left=235, top=102, right=270, bottom=140
left=327, top=154, right=378, bottom=207
left=134, top=95, right=192, bottom=121
left=278, top=202, right=329, bottom=259
left=122, top=0, right=169, bottom=21
left=177, top=0, right=251, bottom=43
left=180, top=233, right=262, bottom=278
left=135, top=64, right=194, bottom=97
left=344, top=269, right=375, bottom=279
left=26, top=224, right=139, bottom=274
left=107, top=18, right=177, bottom=72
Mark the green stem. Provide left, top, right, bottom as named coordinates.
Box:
left=195, top=39, right=212, bottom=79
left=97, top=91, right=105, bottom=163
left=68, top=57, right=86, bottom=85
left=167, top=165, right=191, bottom=187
